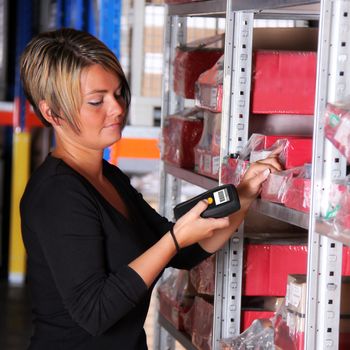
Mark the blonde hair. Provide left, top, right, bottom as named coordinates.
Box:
left=20, top=28, right=130, bottom=132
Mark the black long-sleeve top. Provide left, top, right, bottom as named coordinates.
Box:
left=20, top=154, right=211, bottom=350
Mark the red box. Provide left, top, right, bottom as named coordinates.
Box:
left=194, top=112, right=221, bottom=179
left=188, top=245, right=350, bottom=298
left=284, top=178, right=311, bottom=213
left=251, top=50, right=317, bottom=115
left=280, top=139, right=313, bottom=169
left=173, top=47, right=223, bottom=99
left=190, top=255, right=215, bottom=296
left=241, top=311, right=275, bottom=331
left=244, top=244, right=350, bottom=296
left=183, top=297, right=213, bottom=350
left=243, top=243, right=308, bottom=296
left=162, top=109, right=204, bottom=169
left=194, top=148, right=220, bottom=180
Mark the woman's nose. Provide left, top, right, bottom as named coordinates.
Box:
left=108, top=95, right=124, bottom=117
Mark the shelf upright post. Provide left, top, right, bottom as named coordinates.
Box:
left=155, top=7, right=186, bottom=350
left=159, top=9, right=186, bottom=221
left=213, top=3, right=254, bottom=348
left=307, top=0, right=350, bottom=349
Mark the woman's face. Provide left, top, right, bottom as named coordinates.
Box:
left=60, top=64, right=126, bottom=151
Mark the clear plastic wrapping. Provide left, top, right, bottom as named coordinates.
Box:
left=157, top=269, right=194, bottom=330
left=283, top=164, right=312, bottom=213
left=322, top=176, right=350, bottom=240
left=220, top=318, right=277, bottom=350
left=195, top=55, right=224, bottom=112
left=261, top=168, right=301, bottom=204
left=324, top=102, right=350, bottom=163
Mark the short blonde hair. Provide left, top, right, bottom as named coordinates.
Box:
left=20, top=28, right=130, bottom=132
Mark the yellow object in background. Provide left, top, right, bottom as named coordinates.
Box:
left=9, top=130, right=30, bottom=285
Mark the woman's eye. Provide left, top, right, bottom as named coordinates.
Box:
left=88, top=100, right=103, bottom=106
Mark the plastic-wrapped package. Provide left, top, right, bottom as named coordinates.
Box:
left=274, top=275, right=350, bottom=350
left=194, top=112, right=221, bottom=179
left=190, top=254, right=215, bottom=296
left=261, top=167, right=301, bottom=204
left=324, top=102, right=350, bottom=163
left=322, top=176, right=350, bottom=240
left=195, top=55, right=224, bottom=112
left=162, top=108, right=204, bottom=169
left=221, top=156, right=250, bottom=186
left=220, top=318, right=277, bottom=350
left=173, top=35, right=224, bottom=99
left=251, top=138, right=312, bottom=170
left=185, top=296, right=213, bottom=350
left=157, top=269, right=194, bottom=330
left=283, top=164, right=312, bottom=213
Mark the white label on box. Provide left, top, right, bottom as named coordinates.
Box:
left=289, top=282, right=302, bottom=308
left=210, top=87, right=218, bottom=108
left=213, top=156, right=220, bottom=175
left=204, top=154, right=212, bottom=173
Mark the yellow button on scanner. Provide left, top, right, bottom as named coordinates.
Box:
left=207, top=197, right=214, bottom=205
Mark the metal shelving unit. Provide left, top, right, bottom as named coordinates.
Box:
left=157, top=0, right=349, bottom=349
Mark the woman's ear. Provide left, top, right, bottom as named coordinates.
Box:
left=38, top=100, right=60, bottom=126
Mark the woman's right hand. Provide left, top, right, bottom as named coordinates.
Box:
left=172, top=200, right=230, bottom=249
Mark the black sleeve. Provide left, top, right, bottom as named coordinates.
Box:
left=22, top=174, right=148, bottom=336
left=115, top=168, right=212, bottom=270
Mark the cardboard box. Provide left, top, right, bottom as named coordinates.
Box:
left=251, top=50, right=317, bottom=115
left=286, top=274, right=350, bottom=315
left=274, top=309, right=350, bottom=350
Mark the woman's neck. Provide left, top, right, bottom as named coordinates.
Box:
left=52, top=143, right=104, bottom=184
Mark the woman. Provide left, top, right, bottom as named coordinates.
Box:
left=20, top=28, right=281, bottom=350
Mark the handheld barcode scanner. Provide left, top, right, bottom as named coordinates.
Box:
left=173, top=184, right=241, bottom=220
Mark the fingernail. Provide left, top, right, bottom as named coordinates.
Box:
left=263, top=169, right=270, bottom=178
